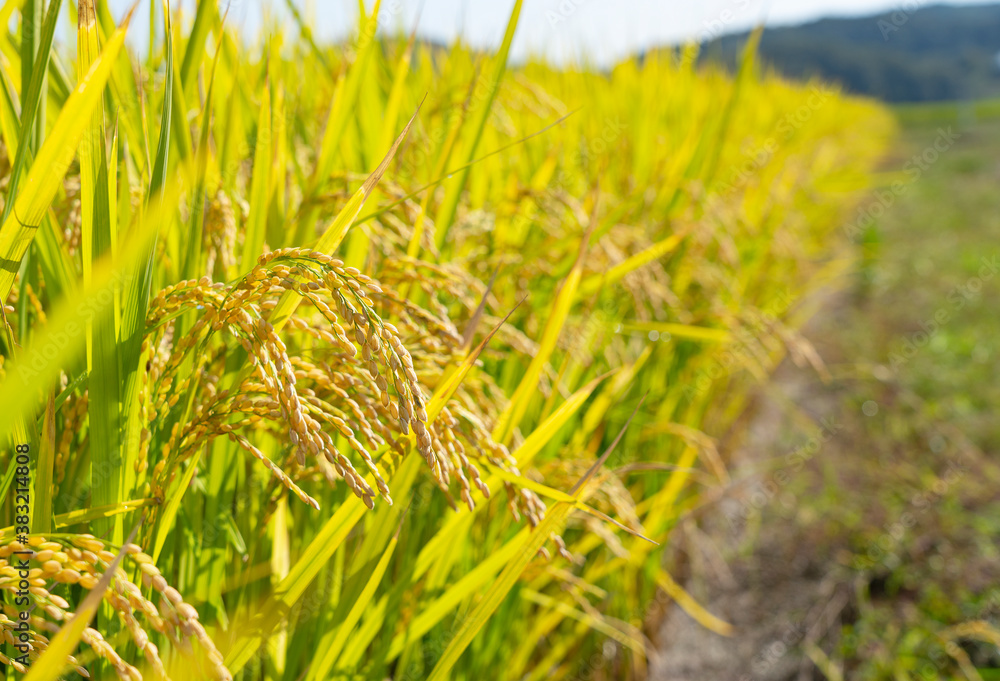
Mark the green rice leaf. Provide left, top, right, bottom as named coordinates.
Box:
left=0, top=3, right=132, bottom=301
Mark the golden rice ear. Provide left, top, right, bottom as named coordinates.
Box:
left=6, top=532, right=228, bottom=681
left=139, top=245, right=526, bottom=514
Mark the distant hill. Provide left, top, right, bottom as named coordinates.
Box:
left=694, top=3, right=1000, bottom=102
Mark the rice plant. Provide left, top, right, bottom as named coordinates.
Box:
left=0, top=1, right=892, bottom=679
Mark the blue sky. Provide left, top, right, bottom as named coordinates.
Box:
left=105, top=0, right=998, bottom=67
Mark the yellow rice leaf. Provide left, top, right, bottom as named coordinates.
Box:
left=577, top=231, right=686, bottom=298
left=238, top=67, right=273, bottom=273
left=426, top=501, right=573, bottom=681
left=433, top=0, right=523, bottom=248
left=412, top=372, right=610, bottom=581
left=654, top=568, right=733, bottom=637
left=308, top=527, right=400, bottom=680
left=480, top=462, right=577, bottom=503
left=0, top=498, right=159, bottom=534
left=520, top=588, right=645, bottom=655
left=31, top=391, right=54, bottom=533
left=0, top=170, right=185, bottom=449
left=492, top=249, right=586, bottom=445
left=621, top=320, right=731, bottom=343
left=424, top=399, right=644, bottom=679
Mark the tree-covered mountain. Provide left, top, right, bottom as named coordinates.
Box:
left=695, top=3, right=1000, bottom=102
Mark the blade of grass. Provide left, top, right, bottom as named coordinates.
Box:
left=119, top=0, right=172, bottom=505
left=181, top=25, right=225, bottom=280
left=654, top=568, right=733, bottom=636
left=425, top=398, right=644, bottom=680
left=0, top=172, right=185, bottom=445
left=425, top=503, right=571, bottom=680
left=0, top=498, right=157, bottom=533
left=576, top=231, right=687, bottom=299
left=492, top=208, right=595, bottom=445
left=30, top=389, right=54, bottom=532
left=151, top=449, right=200, bottom=562
left=78, top=0, right=103, bottom=370
left=0, top=3, right=132, bottom=301
left=178, top=0, right=216, bottom=93
left=433, top=0, right=523, bottom=250
left=293, top=0, right=382, bottom=245
left=222, top=492, right=369, bottom=673
left=307, top=518, right=401, bottom=680
left=95, top=0, right=150, bottom=177
left=238, top=64, right=273, bottom=272
left=2, top=0, right=63, bottom=230
left=0, top=60, right=76, bottom=305
left=619, top=320, right=730, bottom=343
left=76, top=0, right=127, bottom=544
left=19, top=0, right=44, bottom=151
left=266, top=99, right=422, bottom=332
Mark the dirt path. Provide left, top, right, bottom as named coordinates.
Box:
left=650, top=352, right=849, bottom=681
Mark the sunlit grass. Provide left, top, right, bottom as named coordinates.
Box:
left=0, top=1, right=892, bottom=679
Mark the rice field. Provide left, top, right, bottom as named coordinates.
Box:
left=0, top=1, right=892, bottom=679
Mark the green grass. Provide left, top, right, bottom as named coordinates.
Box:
left=894, top=97, right=1000, bottom=127
left=749, top=111, right=1000, bottom=680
